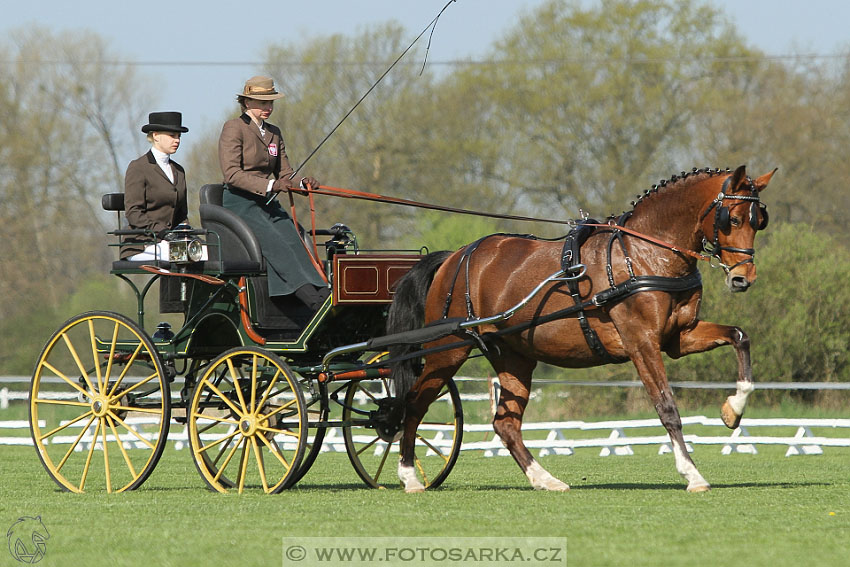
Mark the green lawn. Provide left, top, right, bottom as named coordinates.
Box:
left=2, top=444, right=848, bottom=567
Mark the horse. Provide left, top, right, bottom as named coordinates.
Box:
left=386, top=165, right=775, bottom=493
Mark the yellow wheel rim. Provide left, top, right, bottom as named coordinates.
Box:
left=30, top=312, right=170, bottom=493
left=188, top=347, right=306, bottom=494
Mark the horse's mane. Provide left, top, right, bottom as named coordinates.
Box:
left=607, top=167, right=730, bottom=221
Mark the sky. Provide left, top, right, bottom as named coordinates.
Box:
left=2, top=0, right=849, bottom=155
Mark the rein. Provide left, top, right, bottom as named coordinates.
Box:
left=289, top=184, right=575, bottom=225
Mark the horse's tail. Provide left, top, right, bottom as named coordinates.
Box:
left=386, top=250, right=453, bottom=402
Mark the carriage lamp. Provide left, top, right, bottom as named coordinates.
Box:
left=166, top=225, right=204, bottom=264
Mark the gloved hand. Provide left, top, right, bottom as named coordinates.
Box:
left=271, top=177, right=296, bottom=193
left=300, top=176, right=319, bottom=190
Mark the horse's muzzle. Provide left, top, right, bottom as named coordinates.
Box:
left=726, top=266, right=756, bottom=292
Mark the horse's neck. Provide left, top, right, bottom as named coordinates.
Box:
left=622, top=184, right=713, bottom=274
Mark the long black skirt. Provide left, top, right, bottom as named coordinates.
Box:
left=222, top=187, right=326, bottom=296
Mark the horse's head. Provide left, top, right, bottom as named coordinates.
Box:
left=700, top=165, right=776, bottom=292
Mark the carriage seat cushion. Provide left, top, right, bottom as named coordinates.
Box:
left=198, top=203, right=264, bottom=275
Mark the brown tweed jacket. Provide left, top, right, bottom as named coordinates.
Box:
left=121, top=151, right=188, bottom=259
left=218, top=114, right=306, bottom=196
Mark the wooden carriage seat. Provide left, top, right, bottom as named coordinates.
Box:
left=198, top=184, right=314, bottom=335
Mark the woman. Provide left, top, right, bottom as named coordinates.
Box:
left=218, top=75, right=328, bottom=310
left=122, top=111, right=189, bottom=260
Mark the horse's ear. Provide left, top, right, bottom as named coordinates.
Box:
left=752, top=167, right=778, bottom=192
left=729, top=164, right=747, bottom=190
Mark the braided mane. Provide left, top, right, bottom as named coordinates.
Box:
left=610, top=167, right=731, bottom=220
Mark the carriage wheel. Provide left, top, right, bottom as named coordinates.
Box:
left=29, top=311, right=171, bottom=493
left=288, top=380, right=329, bottom=485
left=188, top=347, right=307, bottom=493
left=342, top=365, right=463, bottom=489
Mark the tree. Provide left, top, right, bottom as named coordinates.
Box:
left=0, top=26, right=154, bottom=369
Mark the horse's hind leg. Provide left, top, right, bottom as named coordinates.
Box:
left=397, top=346, right=470, bottom=493
left=632, top=345, right=710, bottom=492
left=492, top=352, right=568, bottom=491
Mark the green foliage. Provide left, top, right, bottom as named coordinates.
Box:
left=667, top=222, right=850, bottom=404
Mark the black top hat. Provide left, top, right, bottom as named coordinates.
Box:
left=141, top=111, right=189, bottom=133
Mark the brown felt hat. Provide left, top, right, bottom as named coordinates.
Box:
left=238, top=76, right=284, bottom=100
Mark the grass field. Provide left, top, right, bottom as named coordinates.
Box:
left=2, top=442, right=848, bottom=567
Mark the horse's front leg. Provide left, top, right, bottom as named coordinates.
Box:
left=668, top=320, right=753, bottom=429
left=631, top=343, right=710, bottom=492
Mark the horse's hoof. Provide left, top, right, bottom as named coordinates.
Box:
left=533, top=478, right=570, bottom=492
left=404, top=486, right=426, bottom=494
left=720, top=401, right=742, bottom=429
left=687, top=482, right=711, bottom=493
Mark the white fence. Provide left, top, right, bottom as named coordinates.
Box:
left=4, top=377, right=849, bottom=457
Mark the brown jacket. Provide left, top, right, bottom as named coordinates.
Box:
left=121, top=151, right=188, bottom=259
left=218, top=114, right=305, bottom=196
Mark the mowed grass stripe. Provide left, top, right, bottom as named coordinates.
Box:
left=3, top=445, right=848, bottom=567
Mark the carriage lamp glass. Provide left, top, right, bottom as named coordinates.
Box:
left=167, top=226, right=204, bottom=263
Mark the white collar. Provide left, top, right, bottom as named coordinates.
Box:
left=151, top=147, right=171, bottom=165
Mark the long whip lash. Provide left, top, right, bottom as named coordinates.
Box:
left=270, top=0, right=457, bottom=208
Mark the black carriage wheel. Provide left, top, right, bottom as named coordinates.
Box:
left=188, top=347, right=307, bottom=494
left=29, top=311, right=171, bottom=493
left=342, top=375, right=463, bottom=489
left=288, top=380, right=329, bottom=485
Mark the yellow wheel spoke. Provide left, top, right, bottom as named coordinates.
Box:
left=111, top=405, right=163, bottom=416
left=358, top=384, right=381, bottom=404
left=40, top=410, right=94, bottom=440
left=116, top=371, right=158, bottom=397
left=79, top=419, right=101, bottom=491
left=203, top=381, right=244, bottom=418
left=106, top=415, right=138, bottom=480
left=195, top=429, right=240, bottom=454
left=355, top=436, right=381, bottom=457
left=372, top=442, right=392, bottom=483
left=61, top=332, right=96, bottom=394
left=55, top=415, right=97, bottom=473
left=107, top=412, right=156, bottom=450
left=107, top=343, right=144, bottom=397
left=257, top=399, right=297, bottom=422
left=101, top=418, right=112, bottom=493
left=103, top=321, right=120, bottom=385
left=249, top=356, right=258, bottom=413
left=35, top=398, right=90, bottom=408
left=257, top=430, right=291, bottom=470
left=212, top=436, right=242, bottom=483
left=250, top=437, right=269, bottom=493
left=192, top=412, right=239, bottom=427
left=39, top=361, right=91, bottom=398
left=88, top=320, right=105, bottom=395
left=226, top=359, right=249, bottom=413
left=256, top=425, right=300, bottom=439
left=414, top=455, right=429, bottom=486
left=237, top=439, right=250, bottom=494
left=255, top=369, right=281, bottom=412
left=415, top=433, right=450, bottom=464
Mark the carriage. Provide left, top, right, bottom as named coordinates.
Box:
left=27, top=183, right=463, bottom=494
left=30, top=165, right=774, bottom=494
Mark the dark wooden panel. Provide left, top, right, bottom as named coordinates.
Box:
left=333, top=254, right=421, bottom=304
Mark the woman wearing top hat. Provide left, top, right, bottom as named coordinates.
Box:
left=122, top=111, right=189, bottom=260
left=218, top=75, right=328, bottom=310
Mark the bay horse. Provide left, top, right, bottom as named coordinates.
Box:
left=386, top=165, right=775, bottom=492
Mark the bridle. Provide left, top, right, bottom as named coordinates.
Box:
left=699, top=175, right=769, bottom=273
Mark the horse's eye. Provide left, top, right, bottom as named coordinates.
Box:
left=730, top=217, right=742, bottom=228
